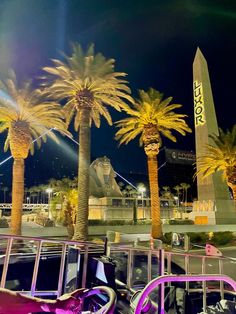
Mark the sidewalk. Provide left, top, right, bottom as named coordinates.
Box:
left=1, top=222, right=236, bottom=238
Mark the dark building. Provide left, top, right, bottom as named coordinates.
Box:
left=159, top=148, right=197, bottom=201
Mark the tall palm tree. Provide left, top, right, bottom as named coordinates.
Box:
left=195, top=125, right=236, bottom=200
left=43, top=43, right=133, bottom=240
left=115, top=88, right=191, bottom=238
left=0, top=71, right=68, bottom=235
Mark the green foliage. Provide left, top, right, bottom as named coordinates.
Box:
left=169, top=219, right=194, bottom=225
left=36, top=215, right=54, bottom=227
left=195, top=125, right=236, bottom=189
left=88, top=219, right=152, bottom=226
left=187, top=232, right=209, bottom=244
left=137, top=219, right=152, bottom=225
left=88, top=219, right=132, bottom=226
left=0, top=217, right=9, bottom=228
left=162, top=232, right=172, bottom=244
left=44, top=218, right=55, bottom=227
left=210, top=232, right=234, bottom=246
left=161, top=231, right=235, bottom=247
left=187, top=231, right=235, bottom=246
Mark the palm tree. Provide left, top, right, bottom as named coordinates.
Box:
left=173, top=185, right=182, bottom=207
left=115, top=88, right=191, bottom=238
left=161, top=186, right=173, bottom=199
left=43, top=43, right=133, bottom=241
left=180, top=183, right=191, bottom=205
left=195, top=125, right=236, bottom=200
left=28, top=186, right=38, bottom=203
left=180, top=182, right=191, bottom=215
left=49, top=177, right=78, bottom=238
left=0, top=71, right=68, bottom=235
left=38, top=184, right=48, bottom=203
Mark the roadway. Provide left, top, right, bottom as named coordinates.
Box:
left=171, top=247, right=236, bottom=281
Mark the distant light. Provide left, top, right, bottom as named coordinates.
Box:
left=138, top=185, right=146, bottom=193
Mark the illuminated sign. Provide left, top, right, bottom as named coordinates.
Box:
left=193, top=200, right=214, bottom=212
left=165, top=148, right=195, bottom=165
left=193, top=80, right=205, bottom=127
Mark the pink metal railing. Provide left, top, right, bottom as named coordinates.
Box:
left=0, top=234, right=103, bottom=297
left=134, top=274, right=236, bottom=314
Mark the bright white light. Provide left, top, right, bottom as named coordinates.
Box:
left=46, top=188, right=53, bottom=194
left=138, top=186, right=146, bottom=194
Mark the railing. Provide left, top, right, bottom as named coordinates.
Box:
left=108, top=243, right=231, bottom=287
left=108, top=242, right=236, bottom=312
left=1, top=233, right=236, bottom=311
left=0, top=203, right=49, bottom=210
left=134, top=274, right=236, bottom=314
left=0, top=234, right=103, bottom=297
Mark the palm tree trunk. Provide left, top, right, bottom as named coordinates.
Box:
left=147, top=155, right=162, bottom=238
left=11, top=159, right=24, bottom=235
left=73, top=108, right=91, bottom=241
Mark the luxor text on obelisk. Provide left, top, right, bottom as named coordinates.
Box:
left=191, top=48, right=235, bottom=224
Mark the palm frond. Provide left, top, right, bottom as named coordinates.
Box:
left=115, top=88, right=191, bottom=150
left=42, top=43, right=133, bottom=130
left=195, top=125, right=236, bottom=184
left=0, top=72, right=68, bottom=156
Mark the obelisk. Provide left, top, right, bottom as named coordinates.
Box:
left=192, top=47, right=235, bottom=224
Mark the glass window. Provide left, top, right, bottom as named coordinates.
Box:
left=112, top=199, right=122, bottom=206
left=125, top=199, right=133, bottom=207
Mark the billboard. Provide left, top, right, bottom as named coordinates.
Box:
left=165, top=148, right=196, bottom=165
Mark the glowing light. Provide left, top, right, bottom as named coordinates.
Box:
left=0, top=90, right=14, bottom=103
left=138, top=185, right=146, bottom=194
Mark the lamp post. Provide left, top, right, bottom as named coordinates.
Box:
left=46, top=188, right=53, bottom=219
left=138, top=185, right=146, bottom=219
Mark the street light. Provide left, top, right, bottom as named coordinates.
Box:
left=46, top=188, right=53, bottom=219
left=138, top=185, right=146, bottom=219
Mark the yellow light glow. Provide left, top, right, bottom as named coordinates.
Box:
left=193, top=80, right=205, bottom=127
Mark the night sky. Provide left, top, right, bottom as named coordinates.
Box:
left=0, top=0, right=235, bottom=188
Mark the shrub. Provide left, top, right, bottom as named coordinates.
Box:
left=162, top=232, right=172, bottom=244
left=44, top=218, right=55, bottom=227
left=0, top=217, right=9, bottom=228
left=88, top=219, right=153, bottom=226
left=137, top=219, right=151, bottom=225
left=210, top=232, right=234, bottom=246
left=89, top=219, right=139, bottom=226
left=169, top=219, right=194, bottom=225
left=187, top=232, right=208, bottom=245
